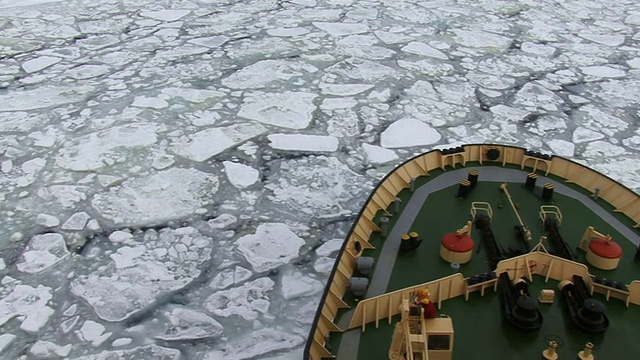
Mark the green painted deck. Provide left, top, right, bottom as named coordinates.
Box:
left=329, top=166, right=640, bottom=359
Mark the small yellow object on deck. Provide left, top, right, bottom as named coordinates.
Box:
left=542, top=340, right=558, bottom=360
left=578, top=342, right=595, bottom=360
left=538, top=289, right=555, bottom=304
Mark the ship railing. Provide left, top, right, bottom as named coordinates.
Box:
left=348, top=251, right=640, bottom=331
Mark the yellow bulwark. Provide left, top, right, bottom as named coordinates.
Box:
left=306, top=144, right=640, bottom=360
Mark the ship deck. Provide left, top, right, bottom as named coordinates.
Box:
left=327, top=164, right=640, bottom=360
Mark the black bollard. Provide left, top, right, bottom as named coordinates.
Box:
left=525, top=173, right=538, bottom=190
left=457, top=179, right=471, bottom=199
left=542, top=183, right=555, bottom=201
left=468, top=169, right=479, bottom=190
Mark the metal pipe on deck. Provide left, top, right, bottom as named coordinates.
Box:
left=500, top=183, right=532, bottom=241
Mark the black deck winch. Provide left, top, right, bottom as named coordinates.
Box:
left=543, top=218, right=575, bottom=260
left=559, top=275, right=609, bottom=334
left=474, top=215, right=505, bottom=269
left=498, top=273, right=543, bottom=331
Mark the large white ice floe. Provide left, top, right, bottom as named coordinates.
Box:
left=156, top=307, right=224, bottom=341
left=0, top=283, right=53, bottom=333
left=362, top=143, right=399, bottom=164
left=264, top=156, right=368, bottom=217
left=29, top=340, right=72, bottom=358
left=205, top=277, right=275, bottom=320
left=55, top=123, right=157, bottom=171
left=91, top=168, right=219, bottom=226
left=326, top=58, right=397, bottom=81
left=237, top=91, right=317, bottom=129
left=160, top=87, right=225, bottom=103
left=401, top=41, right=449, bottom=60
left=319, top=83, right=374, bottom=96
left=16, top=233, right=69, bottom=274
left=312, top=22, right=369, bottom=37
left=546, top=139, right=576, bottom=157
left=0, top=85, right=93, bottom=111
left=380, top=118, right=441, bottom=148
left=61, top=212, right=91, bottom=231
left=170, top=123, right=267, bottom=162
left=236, top=223, right=305, bottom=273
left=0, top=333, right=15, bottom=355
left=267, top=134, right=339, bottom=152
left=75, top=320, right=112, bottom=347
left=580, top=65, right=627, bottom=78
left=223, top=161, right=259, bottom=189
left=36, top=185, right=89, bottom=209
left=210, top=265, right=252, bottom=290
left=72, top=344, right=181, bottom=360
left=70, top=227, right=213, bottom=322
left=451, top=29, right=512, bottom=50
left=140, top=9, right=191, bottom=22
left=280, top=270, right=323, bottom=300
left=222, top=59, right=317, bottom=89
left=21, top=55, right=61, bottom=73
left=315, top=238, right=344, bottom=257
left=204, top=328, right=304, bottom=360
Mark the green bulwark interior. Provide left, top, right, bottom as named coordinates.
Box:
left=330, top=166, right=640, bottom=360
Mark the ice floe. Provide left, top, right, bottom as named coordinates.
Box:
left=268, top=134, right=339, bottom=152
left=362, top=143, right=399, bottom=164
left=170, top=123, right=267, bottom=162
left=21, top=56, right=61, bottom=73
left=319, top=83, right=374, bottom=96
left=205, top=329, right=304, bottom=360
left=223, top=161, right=259, bottom=189
left=70, top=227, right=213, bottom=321
left=76, top=320, right=111, bottom=346
left=210, top=265, right=252, bottom=290
left=205, top=277, right=275, bottom=320
left=236, top=223, right=305, bottom=273
left=91, top=168, right=219, bottom=226
left=29, top=340, right=71, bottom=358
left=55, top=123, right=157, bottom=171
left=313, top=22, right=369, bottom=37
left=265, top=156, right=368, bottom=216
left=16, top=233, right=69, bottom=274
left=0, top=85, right=93, bottom=111
left=580, top=65, right=627, bottom=78
left=156, top=307, right=223, bottom=341
left=222, top=59, right=317, bottom=89
left=381, top=118, right=441, bottom=148
left=0, top=284, right=53, bottom=332
left=401, top=41, right=448, bottom=60
left=237, top=92, right=317, bottom=129
left=280, top=270, right=323, bottom=300
left=73, top=344, right=180, bottom=360
left=61, top=212, right=91, bottom=231
left=0, top=334, right=16, bottom=355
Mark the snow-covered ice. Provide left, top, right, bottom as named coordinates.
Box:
left=236, top=223, right=305, bottom=273
left=268, top=134, right=339, bottom=152
left=223, top=161, right=259, bottom=189
left=91, top=168, right=219, bottom=226
left=29, top=340, right=72, bottom=358
left=205, top=277, right=275, bottom=320
left=70, top=227, right=213, bottom=322
left=156, top=307, right=224, bottom=341
left=381, top=118, right=442, bottom=148
left=1, top=0, right=640, bottom=358
left=16, top=233, right=69, bottom=274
